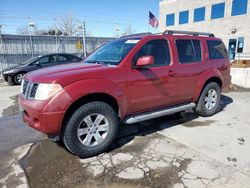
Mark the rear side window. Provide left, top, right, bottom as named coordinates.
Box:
left=176, top=39, right=202, bottom=63
left=207, top=40, right=228, bottom=59
left=133, top=39, right=171, bottom=66
left=58, top=55, right=68, bottom=62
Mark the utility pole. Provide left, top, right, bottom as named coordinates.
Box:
left=82, top=21, right=87, bottom=58
left=54, top=18, right=59, bottom=53
left=0, top=25, right=5, bottom=71
left=28, top=18, right=35, bottom=57
left=115, top=24, right=120, bottom=39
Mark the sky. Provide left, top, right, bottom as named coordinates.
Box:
left=0, top=0, right=160, bottom=37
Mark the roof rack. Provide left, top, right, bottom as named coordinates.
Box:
left=163, top=30, right=215, bottom=37
left=120, top=32, right=152, bottom=38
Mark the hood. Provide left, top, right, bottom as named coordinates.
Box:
left=3, top=64, right=27, bottom=73
left=26, top=63, right=113, bottom=86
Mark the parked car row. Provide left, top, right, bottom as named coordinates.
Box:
left=1, top=53, right=82, bottom=85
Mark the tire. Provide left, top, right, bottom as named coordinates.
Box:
left=7, top=76, right=15, bottom=86
left=14, top=73, right=25, bottom=85
left=63, top=101, right=119, bottom=158
left=195, top=82, right=221, bottom=117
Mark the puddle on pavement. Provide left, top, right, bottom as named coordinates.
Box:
left=2, top=95, right=19, bottom=116
left=22, top=133, right=190, bottom=188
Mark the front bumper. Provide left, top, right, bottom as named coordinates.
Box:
left=1, top=73, right=9, bottom=82
left=18, top=92, right=70, bottom=135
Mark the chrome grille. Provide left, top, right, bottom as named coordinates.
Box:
left=21, top=80, right=39, bottom=99
left=22, top=80, right=28, bottom=95
left=29, top=83, right=38, bottom=98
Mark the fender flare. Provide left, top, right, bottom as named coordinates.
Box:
left=193, top=69, right=224, bottom=101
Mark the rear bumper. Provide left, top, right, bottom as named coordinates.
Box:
left=18, top=93, right=69, bottom=135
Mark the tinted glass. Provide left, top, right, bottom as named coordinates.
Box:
left=193, top=40, right=202, bottom=61
left=211, top=3, right=225, bottom=19
left=232, top=0, right=248, bottom=16
left=207, top=40, right=228, bottom=59
left=69, top=55, right=82, bottom=61
left=176, top=40, right=195, bottom=63
left=166, top=13, right=175, bottom=26
left=194, top=7, right=206, bottom=22
left=58, top=55, right=68, bottom=62
left=134, top=39, right=170, bottom=66
left=176, top=39, right=202, bottom=63
left=38, top=56, right=50, bottom=65
left=179, top=10, right=189, bottom=24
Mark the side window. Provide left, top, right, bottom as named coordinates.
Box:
left=49, top=55, right=57, bottom=63
left=133, top=39, right=171, bottom=66
left=69, top=55, right=82, bottom=62
left=37, top=56, right=50, bottom=65
left=57, top=55, right=68, bottom=63
left=207, top=40, right=228, bottom=59
left=193, top=40, right=202, bottom=61
left=176, top=39, right=202, bottom=63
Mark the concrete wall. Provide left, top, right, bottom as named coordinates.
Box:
left=231, top=68, right=250, bottom=88
left=159, top=0, right=250, bottom=55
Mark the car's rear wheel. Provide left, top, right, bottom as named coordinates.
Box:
left=63, top=101, right=118, bottom=158
left=195, top=82, right=221, bottom=117
left=14, top=73, right=25, bottom=85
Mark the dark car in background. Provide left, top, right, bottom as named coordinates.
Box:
left=2, top=53, right=82, bottom=85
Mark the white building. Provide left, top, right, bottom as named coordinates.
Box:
left=159, top=0, right=250, bottom=60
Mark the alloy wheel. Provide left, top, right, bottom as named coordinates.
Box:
left=77, top=113, right=109, bottom=147
left=204, top=89, right=217, bottom=110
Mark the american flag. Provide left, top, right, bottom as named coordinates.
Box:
left=149, top=11, right=159, bottom=28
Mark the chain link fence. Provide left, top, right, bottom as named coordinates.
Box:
left=0, top=34, right=115, bottom=71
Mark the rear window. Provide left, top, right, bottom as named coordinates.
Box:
left=207, top=40, right=228, bottom=59
left=176, top=39, right=202, bottom=63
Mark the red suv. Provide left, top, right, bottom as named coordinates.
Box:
left=19, top=30, right=231, bottom=158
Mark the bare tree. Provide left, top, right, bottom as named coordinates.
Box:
left=54, top=15, right=77, bottom=36
left=16, top=26, right=30, bottom=35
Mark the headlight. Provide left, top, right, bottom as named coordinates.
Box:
left=20, top=80, right=25, bottom=93
left=3, top=69, right=16, bottom=74
left=34, top=83, right=62, bottom=100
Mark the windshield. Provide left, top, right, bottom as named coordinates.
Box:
left=21, top=56, right=40, bottom=65
left=84, top=38, right=140, bottom=66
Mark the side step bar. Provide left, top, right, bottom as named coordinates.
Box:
left=124, top=102, right=196, bottom=124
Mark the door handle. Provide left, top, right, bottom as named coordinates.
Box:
left=168, top=70, right=176, bottom=77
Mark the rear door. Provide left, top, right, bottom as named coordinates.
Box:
left=206, top=39, right=230, bottom=87
left=174, top=38, right=205, bottom=102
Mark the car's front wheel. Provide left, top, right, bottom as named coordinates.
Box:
left=63, top=101, right=119, bottom=158
left=195, top=82, right=221, bottom=117
left=14, top=73, right=25, bottom=85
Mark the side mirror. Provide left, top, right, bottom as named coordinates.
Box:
left=34, top=61, right=40, bottom=66
left=136, top=56, right=154, bottom=67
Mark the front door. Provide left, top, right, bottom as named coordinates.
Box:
left=126, top=38, right=179, bottom=114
